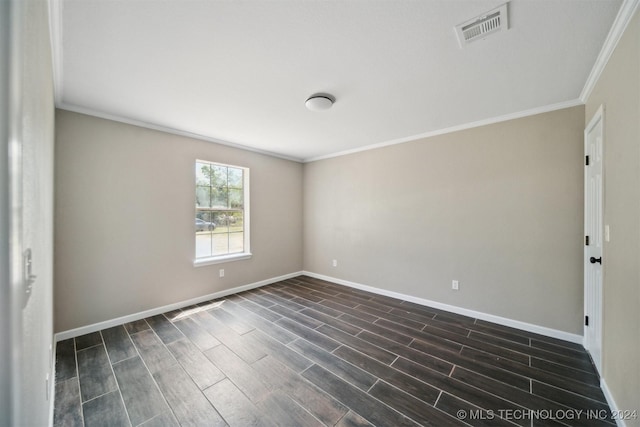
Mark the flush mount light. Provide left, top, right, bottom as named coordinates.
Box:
left=305, top=93, right=335, bottom=111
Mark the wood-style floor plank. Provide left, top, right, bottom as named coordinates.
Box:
left=76, top=345, right=118, bottom=402
left=146, top=314, right=185, bottom=345
left=435, top=392, right=518, bottom=427
left=54, top=339, right=76, bottom=382
left=153, top=364, right=226, bottom=426
left=257, top=390, right=325, bottom=427
left=249, top=329, right=314, bottom=373
left=333, top=345, right=441, bottom=405
left=390, top=356, right=528, bottom=426
left=287, top=338, right=377, bottom=391
left=172, top=316, right=221, bottom=351
left=192, top=311, right=267, bottom=363
left=253, top=355, right=349, bottom=426
left=335, top=411, right=376, bottom=427
left=101, top=325, right=137, bottom=364
left=275, top=317, right=341, bottom=352
left=75, top=332, right=102, bottom=351
left=223, top=300, right=297, bottom=344
left=368, top=380, right=466, bottom=427
left=302, top=364, right=421, bottom=427
left=203, top=378, right=276, bottom=427
left=129, top=329, right=177, bottom=374
left=53, top=378, right=83, bottom=426
left=82, top=390, right=130, bottom=427
left=166, top=338, right=225, bottom=390
left=112, top=356, right=169, bottom=426
left=204, top=343, right=271, bottom=403
left=124, top=319, right=150, bottom=334
left=451, top=366, right=612, bottom=427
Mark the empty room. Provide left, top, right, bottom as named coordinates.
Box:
left=1, top=0, right=639, bottom=426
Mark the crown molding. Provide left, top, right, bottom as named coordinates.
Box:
left=580, top=0, right=640, bottom=102
left=57, top=103, right=304, bottom=163
left=48, top=0, right=63, bottom=105
left=304, top=99, right=584, bottom=163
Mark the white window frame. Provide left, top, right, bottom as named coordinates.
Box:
left=194, top=160, right=251, bottom=267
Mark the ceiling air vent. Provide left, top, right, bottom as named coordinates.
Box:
left=455, top=3, right=509, bottom=47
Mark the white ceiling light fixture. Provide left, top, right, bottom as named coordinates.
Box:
left=305, top=93, right=335, bottom=111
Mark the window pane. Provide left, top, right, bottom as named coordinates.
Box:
left=210, top=211, right=237, bottom=233
left=212, top=165, right=228, bottom=188
left=210, top=212, right=228, bottom=234
left=196, top=232, right=213, bottom=258
left=228, top=212, right=242, bottom=229
left=196, top=163, right=212, bottom=186
left=228, top=167, right=243, bottom=188
left=212, top=233, right=229, bottom=255
left=229, top=232, right=243, bottom=253
left=211, top=188, right=228, bottom=208
left=227, top=212, right=242, bottom=232
left=195, top=213, right=215, bottom=232
left=228, top=189, right=243, bottom=209
left=196, top=186, right=212, bottom=208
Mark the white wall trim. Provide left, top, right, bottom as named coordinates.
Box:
left=302, top=271, right=583, bottom=344
left=601, top=378, right=627, bottom=427
left=48, top=341, right=56, bottom=427
left=580, top=0, right=640, bottom=102
left=304, top=99, right=584, bottom=163
left=54, top=271, right=302, bottom=341
left=47, top=0, right=63, bottom=105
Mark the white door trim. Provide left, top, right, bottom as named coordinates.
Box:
left=1, top=1, right=25, bottom=425
left=583, top=104, right=605, bottom=375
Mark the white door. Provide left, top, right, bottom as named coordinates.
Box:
left=584, top=105, right=604, bottom=374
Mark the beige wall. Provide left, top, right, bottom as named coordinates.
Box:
left=54, top=111, right=303, bottom=332
left=304, top=106, right=585, bottom=334
left=585, top=9, right=640, bottom=424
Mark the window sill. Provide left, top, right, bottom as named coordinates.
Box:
left=194, top=253, right=252, bottom=267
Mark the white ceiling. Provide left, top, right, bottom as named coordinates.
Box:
left=52, top=0, right=623, bottom=162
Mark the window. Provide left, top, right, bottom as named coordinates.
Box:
left=195, top=160, right=250, bottom=265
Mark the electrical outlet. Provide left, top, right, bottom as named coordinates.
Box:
left=332, top=259, right=337, bottom=267
left=219, top=269, right=225, bottom=278
left=452, top=280, right=459, bottom=291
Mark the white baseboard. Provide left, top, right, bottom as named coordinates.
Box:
left=601, top=378, right=627, bottom=427
left=54, top=271, right=303, bottom=342
left=56, top=269, right=583, bottom=345
left=48, top=339, right=56, bottom=427
left=302, top=271, right=583, bottom=344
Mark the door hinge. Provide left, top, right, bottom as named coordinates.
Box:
left=585, top=315, right=589, bottom=326
left=585, top=155, right=590, bottom=166
left=585, top=235, right=590, bottom=246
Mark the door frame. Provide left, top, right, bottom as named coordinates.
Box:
left=0, top=0, right=24, bottom=425
left=583, top=104, right=604, bottom=375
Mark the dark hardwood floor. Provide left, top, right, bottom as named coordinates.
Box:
left=54, top=275, right=613, bottom=427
